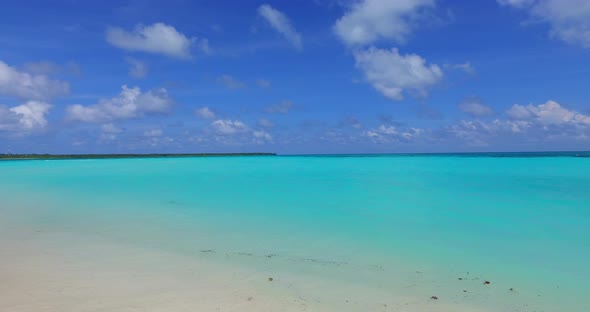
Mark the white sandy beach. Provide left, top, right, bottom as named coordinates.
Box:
left=0, top=226, right=507, bottom=312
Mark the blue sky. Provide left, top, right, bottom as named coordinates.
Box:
left=1, top=0, right=590, bottom=154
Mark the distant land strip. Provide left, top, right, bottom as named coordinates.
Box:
left=0, top=153, right=277, bottom=161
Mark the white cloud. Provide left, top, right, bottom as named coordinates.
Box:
left=258, top=4, right=303, bottom=50
left=333, top=0, right=435, bottom=46
left=498, top=0, right=590, bottom=48
left=211, top=119, right=249, bottom=135
left=365, top=124, right=425, bottom=143
left=217, top=75, right=246, bottom=89
left=265, top=100, right=293, bottom=114
left=106, top=23, right=208, bottom=59
left=209, top=119, right=273, bottom=144
left=0, top=60, right=69, bottom=100
left=126, top=57, right=148, bottom=78
left=459, top=98, right=494, bottom=117
left=506, top=100, right=590, bottom=125
left=353, top=47, right=443, bottom=100
left=378, top=124, right=397, bottom=134
left=0, top=101, right=52, bottom=134
left=9, top=101, right=52, bottom=130
left=66, top=85, right=173, bottom=123
left=195, top=106, right=215, bottom=119
left=443, top=100, right=590, bottom=145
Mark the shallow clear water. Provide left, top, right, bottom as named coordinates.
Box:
left=1, top=154, right=589, bottom=311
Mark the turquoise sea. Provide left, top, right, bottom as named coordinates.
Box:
left=1, top=153, right=589, bottom=311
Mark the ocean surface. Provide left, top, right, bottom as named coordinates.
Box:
left=1, top=153, right=589, bottom=311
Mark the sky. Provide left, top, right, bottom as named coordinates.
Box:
left=1, top=0, right=590, bottom=154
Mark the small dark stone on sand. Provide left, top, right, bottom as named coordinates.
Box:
left=483, top=281, right=491, bottom=285
left=268, top=277, right=274, bottom=282
left=458, top=277, right=463, bottom=280
left=509, top=288, right=514, bottom=292
left=430, top=296, right=438, bottom=300
left=463, top=290, right=468, bottom=293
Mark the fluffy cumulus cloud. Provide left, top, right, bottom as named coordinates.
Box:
left=506, top=100, right=590, bottom=125
left=66, top=85, right=173, bottom=123
left=498, top=0, right=590, bottom=48
left=258, top=4, right=303, bottom=50
left=0, top=60, right=69, bottom=100
left=353, top=47, right=443, bottom=100
left=332, top=1, right=446, bottom=103
left=195, top=107, right=215, bottom=119
left=459, top=98, right=494, bottom=117
left=209, top=119, right=272, bottom=144
left=333, top=0, right=435, bottom=46
left=445, top=100, right=590, bottom=146
left=106, top=23, right=209, bottom=59
left=0, top=101, right=52, bottom=134
left=211, top=119, right=248, bottom=135
left=356, top=100, right=590, bottom=147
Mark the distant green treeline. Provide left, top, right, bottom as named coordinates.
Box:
left=0, top=153, right=277, bottom=161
